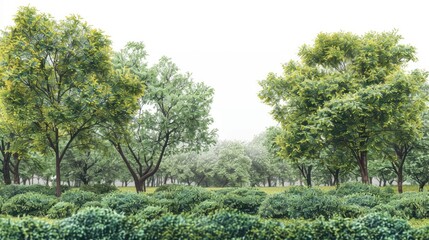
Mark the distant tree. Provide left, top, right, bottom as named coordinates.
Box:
left=212, top=141, right=251, bottom=187
left=107, top=43, right=216, bottom=192
left=0, top=7, right=142, bottom=196
left=259, top=31, right=424, bottom=184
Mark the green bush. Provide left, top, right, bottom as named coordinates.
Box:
left=80, top=201, right=105, bottom=209
left=61, top=189, right=97, bottom=208
left=288, top=188, right=341, bottom=219
left=133, top=214, right=201, bottom=240
left=154, top=184, right=183, bottom=193
left=343, top=193, right=380, bottom=208
left=80, top=184, right=118, bottom=194
left=191, top=200, right=225, bottom=216
left=101, top=192, right=151, bottom=215
left=337, top=204, right=369, bottom=218
left=0, top=184, right=71, bottom=199
left=258, top=192, right=292, bottom=218
left=1, top=192, right=57, bottom=216
left=59, top=207, right=126, bottom=240
left=0, top=217, right=58, bottom=240
left=384, top=192, right=429, bottom=219
left=152, top=186, right=214, bottom=214
left=217, top=188, right=267, bottom=214
left=47, top=202, right=77, bottom=219
left=197, top=211, right=270, bottom=239
left=351, top=213, right=413, bottom=239
left=334, top=182, right=385, bottom=197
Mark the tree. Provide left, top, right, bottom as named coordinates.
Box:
left=259, top=31, right=423, bottom=184
left=108, top=43, right=216, bottom=192
left=0, top=7, right=142, bottom=196
left=212, top=141, right=251, bottom=187
left=405, top=112, right=429, bottom=191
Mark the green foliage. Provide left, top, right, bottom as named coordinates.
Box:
left=80, top=201, right=105, bottom=209
left=343, top=193, right=380, bottom=208
left=59, top=207, right=126, bottom=240
left=286, top=188, right=341, bottom=219
left=385, top=192, right=429, bottom=219
left=152, top=185, right=214, bottom=214
left=60, top=189, right=97, bottom=208
left=0, top=218, right=58, bottom=240
left=0, top=184, right=69, bottom=198
left=101, top=192, right=151, bottom=215
left=258, top=192, right=292, bottom=218
left=133, top=214, right=201, bottom=240
left=216, top=187, right=267, bottom=214
left=191, top=200, right=225, bottom=216
left=80, top=184, right=118, bottom=195
left=334, top=182, right=385, bottom=197
left=47, top=202, right=77, bottom=219
left=259, top=188, right=341, bottom=219
left=1, top=192, right=57, bottom=216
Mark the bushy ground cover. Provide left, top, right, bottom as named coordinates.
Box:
left=0, top=183, right=429, bottom=239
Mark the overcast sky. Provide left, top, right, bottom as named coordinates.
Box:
left=1, top=0, right=428, bottom=141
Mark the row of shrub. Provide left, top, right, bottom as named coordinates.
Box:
left=1, top=208, right=429, bottom=239
left=1, top=183, right=429, bottom=221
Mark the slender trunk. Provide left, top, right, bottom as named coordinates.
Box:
left=357, top=151, right=369, bottom=184
left=12, top=153, right=20, bottom=184
left=397, top=167, right=403, bottom=193
left=419, top=182, right=426, bottom=192
left=55, top=153, right=61, bottom=197
left=267, top=176, right=272, bottom=187
left=306, top=166, right=312, bottom=187
left=2, top=154, right=12, bottom=185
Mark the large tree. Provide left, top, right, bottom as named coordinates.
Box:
left=0, top=7, right=142, bottom=196
left=108, top=43, right=216, bottom=192
left=259, top=31, right=425, bottom=184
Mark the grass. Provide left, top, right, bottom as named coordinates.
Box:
left=117, top=184, right=426, bottom=195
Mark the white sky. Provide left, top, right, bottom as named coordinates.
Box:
left=1, top=0, right=428, bottom=141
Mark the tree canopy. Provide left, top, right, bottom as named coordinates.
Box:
left=259, top=31, right=428, bottom=184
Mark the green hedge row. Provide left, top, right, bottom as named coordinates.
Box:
left=1, top=183, right=429, bottom=221
left=1, top=208, right=428, bottom=240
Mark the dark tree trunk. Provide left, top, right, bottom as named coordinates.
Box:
left=2, top=154, right=12, bottom=185
left=12, top=153, right=20, bottom=184
left=357, top=151, right=369, bottom=184
left=419, top=182, right=427, bottom=192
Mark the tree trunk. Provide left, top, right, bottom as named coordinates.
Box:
left=357, top=151, right=369, bottom=184
left=2, top=153, right=12, bottom=185
left=397, top=167, right=403, bottom=194
left=55, top=154, right=61, bottom=197
left=305, top=166, right=312, bottom=187
left=12, top=154, right=20, bottom=184
left=419, top=182, right=426, bottom=192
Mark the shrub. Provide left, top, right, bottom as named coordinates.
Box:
left=152, top=186, right=214, bottom=214
left=334, top=182, right=384, bottom=197
left=217, top=188, right=267, bottom=214
left=16, top=217, right=59, bottom=239
left=101, top=192, right=151, bottom=215
left=154, top=184, right=183, bottom=193
left=343, top=193, right=380, bottom=208
left=287, top=188, right=341, bottom=219
left=47, top=202, right=77, bottom=219
left=1, top=192, right=57, bottom=216
left=351, top=213, right=413, bottom=239
left=80, top=184, right=118, bottom=194
left=0, top=184, right=71, bottom=199
left=384, top=192, right=429, bottom=219
left=80, top=201, right=105, bottom=209
left=192, top=200, right=225, bottom=216
left=258, top=192, right=294, bottom=218
left=59, top=207, right=126, bottom=240
left=61, top=189, right=98, bottom=208
left=337, top=204, right=369, bottom=218
left=0, top=217, right=58, bottom=240
left=197, top=210, right=268, bottom=239
left=134, top=214, right=201, bottom=240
